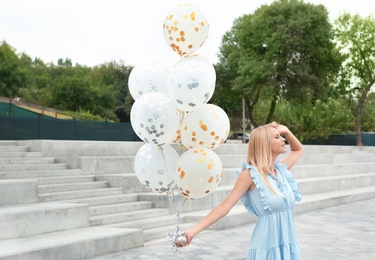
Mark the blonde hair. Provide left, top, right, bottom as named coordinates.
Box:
left=247, top=122, right=279, bottom=194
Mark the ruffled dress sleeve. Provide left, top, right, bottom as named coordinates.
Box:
left=237, top=162, right=273, bottom=216
left=275, top=161, right=301, bottom=202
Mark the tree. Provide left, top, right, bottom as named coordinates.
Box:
left=89, top=61, right=133, bottom=122
left=334, top=13, right=375, bottom=146
left=210, top=62, right=243, bottom=131
left=274, top=97, right=355, bottom=141
left=361, top=92, right=375, bottom=132
left=0, top=41, right=28, bottom=97
left=57, top=58, right=73, bottom=67
left=216, top=0, right=340, bottom=127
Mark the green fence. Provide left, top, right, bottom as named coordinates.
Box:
left=0, top=103, right=141, bottom=141
left=304, top=133, right=375, bottom=146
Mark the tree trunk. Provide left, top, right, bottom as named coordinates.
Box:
left=244, top=97, right=258, bottom=128
left=356, top=114, right=363, bottom=146
left=266, top=93, right=277, bottom=123
left=355, top=91, right=367, bottom=146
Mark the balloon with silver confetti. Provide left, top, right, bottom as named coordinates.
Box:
left=134, top=143, right=179, bottom=193
left=168, top=57, right=216, bottom=112
left=128, top=61, right=171, bottom=100
left=130, top=92, right=180, bottom=146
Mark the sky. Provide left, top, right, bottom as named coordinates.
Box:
left=1, top=0, right=374, bottom=68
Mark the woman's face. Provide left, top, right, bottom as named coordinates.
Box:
left=269, top=127, right=286, bottom=155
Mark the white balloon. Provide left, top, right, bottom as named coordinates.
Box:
left=181, top=104, right=230, bottom=149
left=163, top=4, right=209, bottom=56
left=128, top=61, right=170, bottom=100
left=176, top=148, right=223, bottom=199
left=169, top=110, right=184, bottom=144
left=130, top=92, right=180, bottom=146
left=168, top=58, right=216, bottom=112
left=134, top=143, right=179, bottom=193
left=175, top=54, right=215, bottom=80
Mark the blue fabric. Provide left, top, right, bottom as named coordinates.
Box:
left=237, top=161, right=301, bottom=260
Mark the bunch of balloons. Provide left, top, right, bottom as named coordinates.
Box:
left=129, top=4, right=230, bottom=201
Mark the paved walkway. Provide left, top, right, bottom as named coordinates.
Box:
left=88, top=198, right=375, bottom=260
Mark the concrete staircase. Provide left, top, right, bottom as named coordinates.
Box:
left=0, top=140, right=375, bottom=259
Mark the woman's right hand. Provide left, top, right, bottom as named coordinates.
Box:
left=176, top=231, right=193, bottom=247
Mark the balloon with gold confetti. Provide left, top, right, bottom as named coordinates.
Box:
left=181, top=104, right=230, bottom=150
left=176, top=148, right=223, bottom=199
left=163, top=4, right=209, bottom=57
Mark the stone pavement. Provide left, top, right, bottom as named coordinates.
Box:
left=88, top=198, right=375, bottom=260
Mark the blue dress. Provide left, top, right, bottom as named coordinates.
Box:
left=238, top=161, right=301, bottom=260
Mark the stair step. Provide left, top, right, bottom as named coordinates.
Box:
left=0, top=226, right=142, bottom=260
left=0, top=202, right=89, bottom=240
left=292, top=162, right=375, bottom=178
left=89, top=208, right=171, bottom=226
left=215, top=144, right=361, bottom=155
left=89, top=201, right=154, bottom=216
left=38, top=188, right=123, bottom=202
left=143, top=222, right=195, bottom=242
left=296, top=153, right=375, bottom=164
left=59, top=194, right=139, bottom=206
left=105, top=214, right=178, bottom=230
left=37, top=175, right=96, bottom=185
left=0, top=152, right=42, bottom=158
left=219, top=150, right=375, bottom=168
left=0, top=146, right=29, bottom=152
left=38, top=181, right=109, bottom=193
left=295, top=185, right=375, bottom=214
left=0, top=157, right=56, bottom=165
left=0, top=141, right=17, bottom=146
left=0, top=163, right=69, bottom=172
left=297, top=172, right=375, bottom=194
left=180, top=185, right=375, bottom=231
left=1, top=169, right=82, bottom=179
left=217, top=172, right=375, bottom=197
left=0, top=141, right=374, bottom=258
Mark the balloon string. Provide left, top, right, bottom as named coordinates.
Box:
left=160, top=146, right=187, bottom=259
left=160, top=147, right=180, bottom=216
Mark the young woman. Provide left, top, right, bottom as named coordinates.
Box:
left=179, top=122, right=304, bottom=259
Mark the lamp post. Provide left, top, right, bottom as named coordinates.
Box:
left=242, top=97, right=247, bottom=143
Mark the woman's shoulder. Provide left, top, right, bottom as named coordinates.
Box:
left=275, top=161, right=288, bottom=170
left=239, top=162, right=260, bottom=179
left=241, top=162, right=257, bottom=171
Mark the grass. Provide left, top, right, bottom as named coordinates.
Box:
left=15, top=104, right=73, bottom=119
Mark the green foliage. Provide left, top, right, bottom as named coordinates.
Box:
left=216, top=0, right=341, bottom=126
left=361, top=93, right=375, bottom=132
left=0, top=41, right=134, bottom=122
left=0, top=41, right=28, bottom=97
left=89, top=61, right=133, bottom=122
left=60, top=109, right=106, bottom=121
left=334, top=13, right=375, bottom=145
left=210, top=63, right=242, bottom=117
left=274, top=97, right=355, bottom=141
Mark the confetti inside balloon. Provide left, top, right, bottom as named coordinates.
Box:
left=181, top=104, right=230, bottom=149
left=128, top=61, right=171, bottom=100
left=163, top=4, right=209, bottom=57
left=134, top=143, right=179, bottom=193
left=168, top=57, right=216, bottom=112
left=130, top=92, right=180, bottom=146
left=176, top=148, right=223, bottom=199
